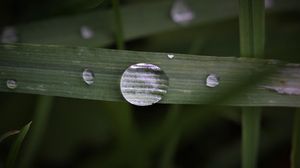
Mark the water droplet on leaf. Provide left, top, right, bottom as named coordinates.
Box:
left=170, top=0, right=195, bottom=25
left=206, top=74, right=219, bottom=88
left=82, top=69, right=95, bottom=85
left=120, top=63, right=169, bottom=106
left=6, top=79, right=17, bottom=89
left=80, top=26, right=94, bottom=39
left=1, top=26, right=18, bottom=43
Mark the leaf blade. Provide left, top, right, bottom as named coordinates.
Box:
left=239, top=0, right=265, bottom=168
left=6, top=122, right=31, bottom=168
left=0, top=44, right=299, bottom=106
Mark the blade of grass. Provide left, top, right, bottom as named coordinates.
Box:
left=159, top=105, right=181, bottom=168
left=0, top=130, right=20, bottom=144
left=291, top=109, right=300, bottom=168
left=16, top=0, right=105, bottom=22
left=242, top=107, right=261, bottom=168
left=239, top=0, right=265, bottom=168
left=112, top=0, right=124, bottom=49
left=16, top=0, right=238, bottom=46
left=6, top=122, right=31, bottom=168
left=0, top=43, right=299, bottom=106
left=14, top=0, right=300, bottom=46
left=18, top=96, right=53, bottom=168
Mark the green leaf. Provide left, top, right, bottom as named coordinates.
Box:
left=239, top=0, right=265, bottom=58
left=6, top=122, right=31, bottom=168
left=159, top=105, right=181, bottom=168
left=239, top=0, right=265, bottom=168
left=0, top=43, right=299, bottom=106
left=242, top=108, right=261, bottom=168
left=112, top=0, right=125, bottom=49
left=15, top=0, right=300, bottom=46
left=18, top=96, right=53, bottom=168
left=0, top=130, right=20, bottom=144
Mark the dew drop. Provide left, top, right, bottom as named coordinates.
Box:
left=82, top=69, right=95, bottom=85
left=206, top=74, right=219, bottom=88
left=170, top=0, right=195, bottom=25
left=120, top=63, right=169, bottom=106
left=265, top=0, right=273, bottom=9
left=167, top=54, right=175, bottom=59
left=6, top=79, right=17, bottom=89
left=80, top=25, right=94, bottom=39
left=1, top=26, right=18, bottom=43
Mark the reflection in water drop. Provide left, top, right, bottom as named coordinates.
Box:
left=170, top=0, right=195, bottom=25
left=206, top=74, right=219, bottom=88
left=82, top=69, right=95, bottom=85
left=6, top=79, right=17, bottom=89
left=120, top=63, right=169, bottom=106
left=80, top=26, right=94, bottom=39
left=167, top=54, right=175, bottom=59
left=1, top=26, right=18, bottom=43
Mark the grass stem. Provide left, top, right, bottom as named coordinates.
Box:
left=239, top=0, right=265, bottom=168
left=112, top=0, right=125, bottom=49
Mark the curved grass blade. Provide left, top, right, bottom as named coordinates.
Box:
left=6, top=122, right=31, bottom=168
left=18, top=96, right=53, bottom=168
left=0, top=130, right=20, bottom=144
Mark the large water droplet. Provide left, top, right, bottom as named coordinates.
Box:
left=6, top=79, right=17, bottom=89
left=82, top=69, right=95, bottom=85
left=206, top=74, right=219, bottom=88
left=1, top=26, right=18, bottom=43
left=170, top=0, right=195, bottom=25
left=80, top=25, right=94, bottom=39
left=120, top=63, right=169, bottom=106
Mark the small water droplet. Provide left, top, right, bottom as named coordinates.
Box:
left=1, top=26, right=18, bottom=43
left=170, top=0, right=195, bottom=25
left=120, top=63, right=169, bottom=106
left=82, top=69, right=95, bottom=85
left=167, top=54, right=175, bottom=59
left=206, top=74, right=219, bottom=88
left=265, top=0, right=273, bottom=8
left=80, top=26, right=94, bottom=39
left=6, top=79, right=17, bottom=89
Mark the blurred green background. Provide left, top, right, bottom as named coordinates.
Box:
left=0, top=0, right=300, bottom=167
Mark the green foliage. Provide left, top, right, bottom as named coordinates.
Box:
left=6, top=122, right=31, bottom=168
left=0, top=43, right=299, bottom=106
left=239, top=0, right=265, bottom=168
left=0, top=0, right=300, bottom=168
left=19, top=96, right=53, bottom=168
